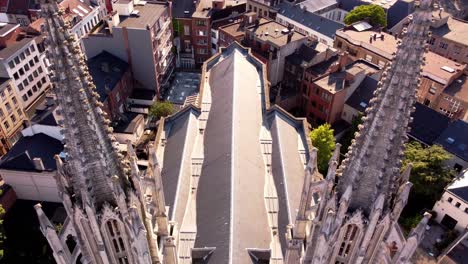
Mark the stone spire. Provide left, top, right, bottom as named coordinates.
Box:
left=336, top=0, right=434, bottom=214
left=40, top=0, right=127, bottom=208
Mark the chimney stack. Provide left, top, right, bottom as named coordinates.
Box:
left=287, top=31, right=293, bottom=43
left=33, top=157, right=45, bottom=171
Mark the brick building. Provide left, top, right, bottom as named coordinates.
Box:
left=87, top=51, right=133, bottom=122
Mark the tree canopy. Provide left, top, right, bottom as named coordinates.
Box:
left=149, top=101, right=175, bottom=120
left=310, top=124, right=336, bottom=173
left=399, top=141, right=455, bottom=230
left=344, top=5, right=387, bottom=27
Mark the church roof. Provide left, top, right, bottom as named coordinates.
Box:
left=409, top=103, right=450, bottom=145
left=155, top=43, right=311, bottom=262
left=435, top=120, right=468, bottom=162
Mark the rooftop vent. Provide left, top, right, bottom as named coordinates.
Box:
left=446, top=137, right=455, bottom=144
left=441, top=66, right=455, bottom=73
left=0, top=22, right=7, bottom=28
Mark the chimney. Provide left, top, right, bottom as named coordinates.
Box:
left=244, top=13, right=257, bottom=26
left=287, top=31, right=293, bottom=43
left=212, top=0, right=225, bottom=10
left=33, top=157, right=45, bottom=171
left=339, top=52, right=348, bottom=71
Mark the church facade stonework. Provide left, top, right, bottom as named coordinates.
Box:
left=36, top=0, right=435, bottom=263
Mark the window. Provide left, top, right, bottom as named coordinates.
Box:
left=25, top=49, right=30, bottom=56
left=195, top=20, right=206, bottom=26
left=429, top=86, right=437, bottom=95
left=198, top=30, right=207, bottom=36
left=28, top=75, right=33, bottom=82
left=22, top=94, right=27, bottom=101
left=6, top=85, right=12, bottom=93
left=10, top=115, right=16, bottom=123
left=27, top=90, right=32, bottom=96
left=12, top=97, right=17, bottom=105
left=428, top=37, right=435, bottom=45
left=254, top=6, right=257, bottom=12
left=23, top=79, right=29, bottom=87
left=34, top=56, right=39, bottom=63
left=14, top=57, right=20, bottom=64
left=378, top=60, right=386, bottom=68
left=3, top=121, right=9, bottom=129
left=198, top=48, right=207, bottom=54
left=29, top=60, right=34, bottom=67
left=448, top=197, right=453, bottom=203
left=211, top=31, right=216, bottom=38
left=184, top=25, right=190, bottom=36
left=20, top=53, right=25, bottom=60
left=24, top=64, right=30, bottom=71
left=264, top=10, right=268, bottom=17
left=13, top=73, right=19, bottom=80
left=18, top=83, right=24, bottom=91
left=19, top=68, right=24, bottom=76
left=5, top=102, right=11, bottom=113
left=465, top=208, right=468, bottom=214
left=8, top=61, right=15, bottom=69
left=0, top=91, right=5, bottom=100
left=0, top=109, right=4, bottom=118
left=248, top=4, right=252, bottom=10
left=30, top=45, right=35, bottom=52
left=33, top=70, right=38, bottom=78
left=365, top=54, right=372, bottom=61
left=439, top=42, right=448, bottom=49
left=455, top=202, right=461, bottom=208
left=32, top=85, right=38, bottom=92
left=38, top=67, right=43, bottom=74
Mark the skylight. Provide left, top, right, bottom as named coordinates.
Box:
left=446, top=137, right=455, bottom=144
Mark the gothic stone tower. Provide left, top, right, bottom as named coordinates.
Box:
left=285, top=0, right=435, bottom=263
left=35, top=1, right=176, bottom=263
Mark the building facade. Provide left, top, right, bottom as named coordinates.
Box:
left=0, top=24, right=51, bottom=113
left=0, top=78, right=25, bottom=155
left=83, top=0, right=174, bottom=95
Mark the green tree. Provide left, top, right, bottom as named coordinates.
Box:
left=149, top=101, right=174, bottom=120
left=344, top=5, right=387, bottom=27
left=310, top=124, right=336, bottom=174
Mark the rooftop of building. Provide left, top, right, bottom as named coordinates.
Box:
left=345, top=75, right=378, bottom=112
left=59, top=0, right=96, bottom=28
left=435, top=119, right=468, bottom=162
left=172, top=0, right=197, bottom=18
left=422, top=52, right=465, bottom=85
left=30, top=96, right=59, bottom=126
left=112, top=112, right=144, bottom=134
left=447, top=169, right=468, bottom=202
left=0, top=77, right=10, bottom=86
left=156, top=42, right=310, bottom=263
left=87, top=51, right=129, bottom=102
left=314, top=60, right=380, bottom=93
left=408, top=102, right=451, bottom=145
left=297, top=0, right=338, bottom=13
left=336, top=27, right=399, bottom=59
left=6, top=0, right=39, bottom=15
left=431, top=16, right=468, bottom=47
left=118, top=2, right=168, bottom=29
left=443, top=75, right=467, bottom=102
left=0, top=23, right=19, bottom=37
left=219, top=17, right=268, bottom=39
left=285, top=41, right=330, bottom=67
left=246, top=19, right=306, bottom=47
left=276, top=2, right=344, bottom=39
left=306, top=54, right=340, bottom=76
left=0, top=133, right=63, bottom=172
left=192, top=0, right=245, bottom=18
left=0, top=36, right=34, bottom=60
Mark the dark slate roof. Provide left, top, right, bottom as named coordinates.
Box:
left=435, top=120, right=468, bottom=162
left=276, top=3, right=344, bottom=39
left=387, top=0, right=414, bottom=28
left=447, top=170, right=468, bottom=202
left=0, top=133, right=63, bottom=171
left=306, top=54, right=339, bottom=75
left=210, top=3, right=246, bottom=21
left=172, top=0, right=196, bottom=18
left=0, top=77, right=10, bottom=86
left=87, top=51, right=129, bottom=102
left=285, top=42, right=320, bottom=67
left=345, top=75, right=378, bottom=112
left=409, top=103, right=450, bottom=145
left=339, top=0, right=362, bottom=11
left=112, top=112, right=144, bottom=134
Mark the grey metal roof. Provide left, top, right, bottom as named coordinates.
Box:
left=298, top=0, right=338, bottom=13
left=277, top=3, right=344, bottom=39
left=0, top=133, right=63, bottom=172
left=436, top=120, right=468, bottom=162
left=157, top=43, right=311, bottom=262
left=118, top=2, right=167, bottom=29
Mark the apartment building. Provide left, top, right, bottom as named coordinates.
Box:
left=0, top=0, right=41, bottom=26
left=335, top=24, right=468, bottom=120
left=243, top=19, right=307, bottom=86
left=0, top=78, right=25, bottom=155
left=0, top=23, right=51, bottom=114
left=246, top=0, right=279, bottom=19
left=301, top=58, right=380, bottom=125
left=172, top=0, right=245, bottom=68
left=83, top=0, right=174, bottom=95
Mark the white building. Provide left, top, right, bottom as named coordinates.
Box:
left=59, top=0, right=105, bottom=40
left=0, top=24, right=51, bottom=113
left=433, top=169, right=468, bottom=246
